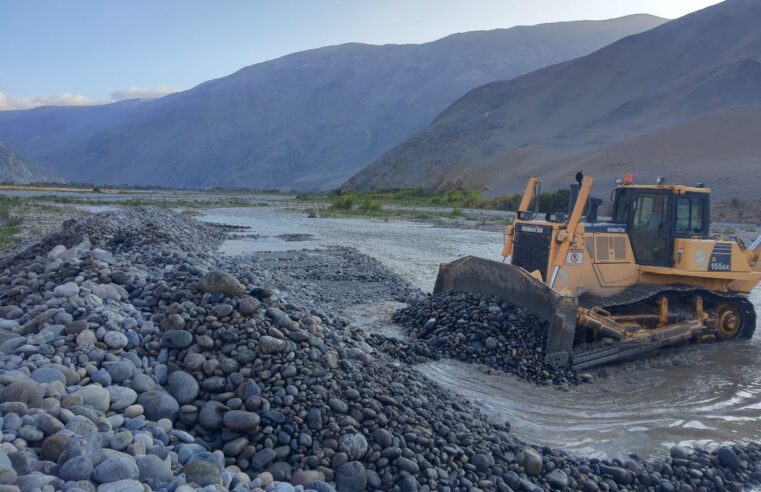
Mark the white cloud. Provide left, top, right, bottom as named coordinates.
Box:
left=0, top=85, right=180, bottom=111
left=110, top=85, right=179, bottom=101
left=0, top=91, right=98, bottom=110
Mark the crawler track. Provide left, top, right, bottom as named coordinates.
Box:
left=573, top=285, right=756, bottom=369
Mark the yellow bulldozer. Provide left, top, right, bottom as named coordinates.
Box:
left=434, top=173, right=761, bottom=369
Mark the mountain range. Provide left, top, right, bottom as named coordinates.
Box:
left=0, top=15, right=665, bottom=190
left=345, top=0, right=761, bottom=199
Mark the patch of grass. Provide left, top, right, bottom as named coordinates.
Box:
left=0, top=225, right=21, bottom=249
left=34, top=195, right=91, bottom=205
left=306, top=203, right=390, bottom=220
left=301, top=187, right=571, bottom=214
left=0, top=196, right=24, bottom=226
left=331, top=195, right=356, bottom=210
left=360, top=198, right=382, bottom=213
left=307, top=204, right=486, bottom=223
left=409, top=211, right=434, bottom=220
left=0, top=195, right=21, bottom=212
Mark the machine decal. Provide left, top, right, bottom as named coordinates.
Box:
left=709, top=243, right=732, bottom=271
left=517, top=224, right=551, bottom=235
left=585, top=224, right=628, bottom=233
left=693, top=249, right=708, bottom=270
left=566, top=248, right=584, bottom=265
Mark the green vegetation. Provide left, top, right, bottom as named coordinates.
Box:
left=360, top=198, right=382, bottom=214
left=0, top=225, right=21, bottom=249
left=304, top=201, right=480, bottom=222
left=300, top=187, right=575, bottom=223
left=320, top=188, right=483, bottom=209
left=330, top=195, right=356, bottom=210
left=0, top=196, right=14, bottom=222
left=0, top=196, right=23, bottom=226
left=0, top=196, right=24, bottom=249
left=306, top=188, right=571, bottom=213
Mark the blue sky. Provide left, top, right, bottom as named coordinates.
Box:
left=0, top=0, right=721, bottom=109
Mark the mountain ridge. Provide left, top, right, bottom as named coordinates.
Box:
left=343, top=1, right=761, bottom=199
left=0, top=14, right=666, bottom=190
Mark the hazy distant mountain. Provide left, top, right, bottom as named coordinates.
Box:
left=344, top=0, right=761, bottom=199
left=0, top=142, right=63, bottom=184
left=0, top=15, right=664, bottom=190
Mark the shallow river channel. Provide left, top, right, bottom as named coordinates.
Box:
left=202, top=206, right=761, bottom=459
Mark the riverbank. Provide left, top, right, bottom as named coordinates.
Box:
left=0, top=207, right=760, bottom=491
left=0, top=196, right=86, bottom=251
left=4, top=187, right=758, bottom=242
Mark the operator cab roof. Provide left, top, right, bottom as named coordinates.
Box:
left=618, top=183, right=711, bottom=194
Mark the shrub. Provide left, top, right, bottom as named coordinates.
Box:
left=360, top=198, right=382, bottom=213
left=330, top=195, right=356, bottom=210
left=482, top=194, right=522, bottom=211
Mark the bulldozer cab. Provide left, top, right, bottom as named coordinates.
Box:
left=612, top=183, right=710, bottom=267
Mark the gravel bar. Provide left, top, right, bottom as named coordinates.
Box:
left=0, top=208, right=759, bottom=492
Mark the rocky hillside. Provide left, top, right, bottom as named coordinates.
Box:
left=0, top=141, right=63, bottom=184
left=0, top=15, right=664, bottom=190
left=344, top=0, right=761, bottom=200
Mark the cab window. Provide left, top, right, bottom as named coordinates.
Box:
left=675, top=196, right=705, bottom=235
left=613, top=189, right=632, bottom=223
left=630, top=193, right=672, bottom=265
left=633, top=194, right=668, bottom=230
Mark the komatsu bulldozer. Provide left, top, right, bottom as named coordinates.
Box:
left=434, top=173, right=761, bottom=369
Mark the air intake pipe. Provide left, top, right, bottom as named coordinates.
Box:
left=588, top=198, right=602, bottom=223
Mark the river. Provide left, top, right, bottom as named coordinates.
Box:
left=203, top=205, right=761, bottom=459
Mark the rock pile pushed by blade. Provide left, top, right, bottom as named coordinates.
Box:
left=378, top=292, right=584, bottom=387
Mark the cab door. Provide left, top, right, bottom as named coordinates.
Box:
left=629, top=192, right=673, bottom=266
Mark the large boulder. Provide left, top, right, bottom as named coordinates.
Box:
left=137, top=391, right=180, bottom=421
left=181, top=460, right=222, bottom=486
left=167, top=371, right=199, bottom=404
left=522, top=447, right=543, bottom=476
left=198, top=271, right=244, bottom=297
left=335, top=461, right=367, bottom=492
left=1, top=379, right=44, bottom=408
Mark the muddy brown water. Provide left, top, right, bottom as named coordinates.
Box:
left=201, top=206, right=761, bottom=459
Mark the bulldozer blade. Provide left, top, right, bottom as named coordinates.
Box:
left=433, top=256, right=578, bottom=367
